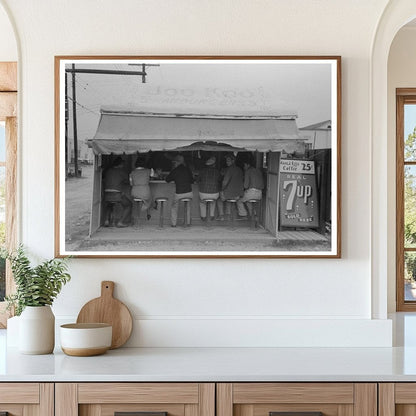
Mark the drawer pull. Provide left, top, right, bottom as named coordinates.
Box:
left=115, top=413, right=168, bottom=416
left=270, top=413, right=323, bottom=416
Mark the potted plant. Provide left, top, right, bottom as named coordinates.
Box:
left=4, top=245, right=71, bottom=354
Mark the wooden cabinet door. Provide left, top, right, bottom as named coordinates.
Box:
left=56, top=383, right=215, bottom=416
left=379, top=383, right=416, bottom=416
left=0, top=383, right=53, bottom=416
left=217, top=383, right=377, bottom=416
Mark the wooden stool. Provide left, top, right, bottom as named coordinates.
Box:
left=105, top=202, right=118, bottom=227
left=155, top=197, right=168, bottom=229
left=132, top=198, right=144, bottom=229
left=179, top=198, right=192, bottom=227
left=226, top=199, right=238, bottom=230
left=247, top=199, right=261, bottom=230
left=202, top=199, right=216, bottom=228
left=104, top=191, right=122, bottom=227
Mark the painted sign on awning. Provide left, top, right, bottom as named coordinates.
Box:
left=279, top=159, right=319, bottom=228
left=88, top=108, right=303, bottom=154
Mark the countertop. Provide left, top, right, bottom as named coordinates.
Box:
left=3, top=313, right=416, bottom=382
left=3, top=345, right=416, bottom=382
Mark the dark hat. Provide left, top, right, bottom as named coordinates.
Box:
left=113, top=157, right=124, bottom=166
left=174, top=155, right=185, bottom=164
left=205, top=156, right=216, bottom=166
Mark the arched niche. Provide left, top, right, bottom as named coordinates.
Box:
left=0, top=1, right=17, bottom=61
left=372, top=0, right=416, bottom=319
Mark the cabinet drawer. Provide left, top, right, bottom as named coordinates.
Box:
left=56, top=383, right=215, bottom=416
left=0, top=383, right=39, bottom=403
left=78, top=383, right=200, bottom=404
left=0, top=383, right=53, bottom=416
left=218, top=383, right=376, bottom=416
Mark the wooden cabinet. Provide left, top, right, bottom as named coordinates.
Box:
left=0, top=383, right=53, bottom=415
left=217, top=383, right=377, bottom=416
left=1, top=380, right=412, bottom=416
left=379, top=383, right=416, bottom=416
left=55, top=383, right=215, bottom=416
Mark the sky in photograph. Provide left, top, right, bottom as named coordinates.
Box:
left=64, top=60, right=333, bottom=144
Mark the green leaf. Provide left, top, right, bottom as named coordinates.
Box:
left=5, top=245, right=71, bottom=315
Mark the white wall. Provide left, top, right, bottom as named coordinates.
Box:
left=387, top=26, right=416, bottom=312
left=0, top=3, right=16, bottom=61
left=0, top=0, right=394, bottom=347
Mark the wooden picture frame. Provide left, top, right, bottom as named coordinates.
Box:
left=55, top=56, right=341, bottom=258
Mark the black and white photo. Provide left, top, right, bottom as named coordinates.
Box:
left=55, top=57, right=341, bottom=257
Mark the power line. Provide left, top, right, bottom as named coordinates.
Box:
left=67, top=96, right=100, bottom=116
left=73, top=77, right=109, bottom=105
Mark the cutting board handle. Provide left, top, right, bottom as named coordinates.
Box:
left=101, top=281, right=115, bottom=298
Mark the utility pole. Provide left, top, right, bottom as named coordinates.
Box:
left=128, top=63, right=160, bottom=83
left=66, top=63, right=160, bottom=178
left=65, top=71, right=68, bottom=179
left=71, top=64, right=79, bottom=178
left=65, top=64, right=160, bottom=83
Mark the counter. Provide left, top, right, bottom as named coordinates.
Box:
left=2, top=313, right=416, bottom=382
left=2, top=343, right=416, bottom=382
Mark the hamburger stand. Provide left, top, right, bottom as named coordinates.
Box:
left=85, top=107, right=329, bottom=244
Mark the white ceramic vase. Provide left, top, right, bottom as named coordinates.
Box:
left=19, top=305, right=55, bottom=354
left=6, top=315, right=20, bottom=347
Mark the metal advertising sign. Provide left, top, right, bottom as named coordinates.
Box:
left=279, top=159, right=319, bottom=228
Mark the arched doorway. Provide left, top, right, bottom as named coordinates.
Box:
left=371, top=1, right=416, bottom=318
left=388, top=17, right=416, bottom=312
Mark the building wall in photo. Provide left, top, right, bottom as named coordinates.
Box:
left=299, top=120, right=332, bottom=150
left=0, top=0, right=394, bottom=347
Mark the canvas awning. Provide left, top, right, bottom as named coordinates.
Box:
left=88, top=109, right=304, bottom=154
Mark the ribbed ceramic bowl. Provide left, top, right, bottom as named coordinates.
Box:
left=60, top=323, right=112, bottom=356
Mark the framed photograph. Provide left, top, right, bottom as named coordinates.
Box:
left=55, top=56, right=341, bottom=258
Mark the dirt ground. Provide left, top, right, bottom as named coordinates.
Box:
left=64, top=165, right=331, bottom=253
left=65, top=164, right=94, bottom=245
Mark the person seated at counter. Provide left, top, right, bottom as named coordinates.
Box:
left=165, top=155, right=194, bottom=227
left=129, top=156, right=152, bottom=221
left=237, top=159, right=265, bottom=218
left=217, top=154, right=244, bottom=221
left=148, top=151, right=173, bottom=178
left=197, top=156, right=221, bottom=221
left=103, top=157, right=132, bottom=228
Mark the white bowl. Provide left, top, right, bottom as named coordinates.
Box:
left=60, top=323, right=112, bottom=356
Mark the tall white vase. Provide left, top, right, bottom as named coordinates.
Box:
left=19, top=306, right=55, bottom=354
left=6, top=315, right=20, bottom=347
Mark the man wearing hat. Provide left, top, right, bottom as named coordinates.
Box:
left=103, top=157, right=132, bottom=227
left=165, top=155, right=194, bottom=227
left=236, top=159, right=265, bottom=217
left=217, top=154, right=244, bottom=220
left=197, top=156, right=221, bottom=221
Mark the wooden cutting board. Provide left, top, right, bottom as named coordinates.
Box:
left=76, top=281, right=133, bottom=349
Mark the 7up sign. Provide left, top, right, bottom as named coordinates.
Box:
left=279, top=159, right=319, bottom=228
